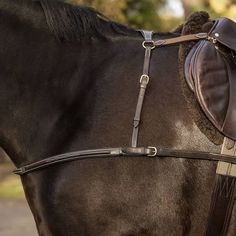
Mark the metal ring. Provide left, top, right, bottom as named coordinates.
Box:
left=140, top=74, right=150, bottom=84
left=148, top=146, right=158, bottom=157
left=142, top=40, right=155, bottom=49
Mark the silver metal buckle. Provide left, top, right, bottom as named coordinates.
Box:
left=207, top=36, right=217, bottom=44
left=142, top=40, right=155, bottom=49
left=140, top=74, right=150, bottom=84
left=148, top=146, right=158, bottom=157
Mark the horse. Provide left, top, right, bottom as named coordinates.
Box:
left=0, top=0, right=235, bottom=235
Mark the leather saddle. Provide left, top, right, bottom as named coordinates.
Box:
left=185, top=17, right=236, bottom=140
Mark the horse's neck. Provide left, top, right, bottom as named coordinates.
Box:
left=0, top=0, right=45, bottom=26
left=0, top=0, right=139, bottom=167
left=0, top=4, right=97, bottom=166
left=0, top=0, right=220, bottom=167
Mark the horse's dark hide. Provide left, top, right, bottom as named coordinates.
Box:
left=178, top=12, right=224, bottom=145
left=0, top=1, right=225, bottom=235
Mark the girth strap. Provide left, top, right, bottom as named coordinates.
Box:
left=132, top=30, right=154, bottom=147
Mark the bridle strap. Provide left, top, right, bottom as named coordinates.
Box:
left=132, top=30, right=153, bottom=147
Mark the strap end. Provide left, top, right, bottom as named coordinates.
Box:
left=13, top=167, right=25, bottom=176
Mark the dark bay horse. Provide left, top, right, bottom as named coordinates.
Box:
left=0, top=0, right=234, bottom=235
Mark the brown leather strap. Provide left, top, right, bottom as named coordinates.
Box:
left=153, top=33, right=208, bottom=47
left=14, top=146, right=236, bottom=175
left=13, top=147, right=156, bottom=175
left=132, top=30, right=154, bottom=147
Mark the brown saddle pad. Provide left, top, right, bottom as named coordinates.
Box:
left=185, top=17, right=236, bottom=140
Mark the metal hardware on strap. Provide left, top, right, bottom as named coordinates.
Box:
left=147, top=146, right=158, bottom=157
left=142, top=40, right=155, bottom=49
left=217, top=137, right=236, bottom=177
left=131, top=30, right=154, bottom=147
left=140, top=74, right=150, bottom=84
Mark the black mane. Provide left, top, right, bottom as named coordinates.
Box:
left=39, top=0, right=137, bottom=41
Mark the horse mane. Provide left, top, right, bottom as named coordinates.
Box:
left=39, top=0, right=137, bottom=41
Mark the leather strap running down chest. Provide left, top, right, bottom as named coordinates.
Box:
left=14, top=31, right=236, bottom=176
left=132, top=30, right=153, bottom=147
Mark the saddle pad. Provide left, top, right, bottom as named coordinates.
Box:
left=185, top=17, right=236, bottom=140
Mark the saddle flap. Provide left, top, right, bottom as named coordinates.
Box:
left=210, top=17, right=236, bottom=52
left=185, top=37, right=236, bottom=140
